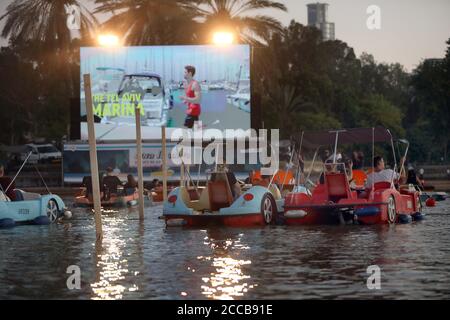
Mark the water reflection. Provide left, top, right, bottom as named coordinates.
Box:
left=1, top=200, right=449, bottom=299
left=90, top=212, right=140, bottom=300
left=199, top=229, right=256, bottom=300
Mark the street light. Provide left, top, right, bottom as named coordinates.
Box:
left=212, top=31, right=234, bottom=45
left=98, top=34, right=120, bottom=47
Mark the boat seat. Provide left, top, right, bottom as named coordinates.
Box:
left=352, top=170, right=367, bottom=188
left=373, top=181, right=392, bottom=190
left=190, top=187, right=211, bottom=212
left=14, top=189, right=24, bottom=201
left=208, top=180, right=233, bottom=212
left=179, top=186, right=211, bottom=212
left=16, top=190, right=41, bottom=201
left=179, top=186, right=191, bottom=204
left=269, top=184, right=282, bottom=200
left=325, top=172, right=351, bottom=203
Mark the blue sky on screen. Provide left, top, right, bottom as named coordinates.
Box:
left=80, top=45, right=250, bottom=83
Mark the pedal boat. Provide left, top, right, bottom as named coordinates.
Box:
left=162, top=172, right=284, bottom=227
left=283, top=127, right=424, bottom=225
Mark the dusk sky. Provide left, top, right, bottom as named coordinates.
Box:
left=1, top=0, right=449, bottom=71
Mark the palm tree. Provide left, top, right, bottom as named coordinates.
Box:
left=94, top=0, right=200, bottom=45
left=190, top=0, right=287, bottom=44
left=267, top=84, right=310, bottom=135
left=0, top=0, right=98, bottom=51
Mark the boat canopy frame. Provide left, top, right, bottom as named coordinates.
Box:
left=290, top=127, right=409, bottom=195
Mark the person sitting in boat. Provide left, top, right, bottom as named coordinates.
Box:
left=81, top=173, right=105, bottom=198
left=212, top=163, right=242, bottom=199
left=0, top=164, right=16, bottom=201
left=352, top=151, right=364, bottom=170
left=406, top=163, right=424, bottom=190
left=244, top=170, right=256, bottom=185
left=123, top=174, right=138, bottom=195
left=103, top=167, right=123, bottom=195
left=364, top=155, right=406, bottom=189
left=318, top=154, right=353, bottom=184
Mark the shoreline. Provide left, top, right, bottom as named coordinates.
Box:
left=21, top=179, right=450, bottom=196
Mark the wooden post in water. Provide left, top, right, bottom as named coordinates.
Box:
left=135, top=104, right=145, bottom=220
left=83, top=74, right=103, bottom=242
left=161, top=126, right=168, bottom=202
left=180, top=151, right=185, bottom=188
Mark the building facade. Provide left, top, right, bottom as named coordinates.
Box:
left=307, top=3, right=335, bottom=41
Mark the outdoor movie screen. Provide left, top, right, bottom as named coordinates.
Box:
left=80, top=45, right=251, bottom=140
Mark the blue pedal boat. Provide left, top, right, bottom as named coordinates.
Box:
left=0, top=189, right=69, bottom=228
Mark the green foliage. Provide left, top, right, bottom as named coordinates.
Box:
left=0, top=1, right=448, bottom=165
left=356, top=94, right=404, bottom=137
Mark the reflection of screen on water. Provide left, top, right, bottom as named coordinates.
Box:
left=80, top=45, right=251, bottom=140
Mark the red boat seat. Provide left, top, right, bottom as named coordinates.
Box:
left=208, top=180, right=233, bottom=212
left=0, top=176, right=16, bottom=201
left=325, top=172, right=351, bottom=203
left=373, top=181, right=392, bottom=190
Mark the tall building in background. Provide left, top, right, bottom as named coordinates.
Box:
left=307, top=3, right=335, bottom=41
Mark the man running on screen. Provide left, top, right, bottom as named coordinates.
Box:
left=180, top=65, right=201, bottom=128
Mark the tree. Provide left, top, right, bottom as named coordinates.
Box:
left=0, top=0, right=98, bottom=52
left=0, top=1, right=99, bottom=143
left=95, top=0, right=199, bottom=45
left=191, top=0, right=287, bottom=44
left=356, top=94, right=404, bottom=137
left=409, top=38, right=450, bottom=162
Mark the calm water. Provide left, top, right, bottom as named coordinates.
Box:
left=0, top=198, right=449, bottom=300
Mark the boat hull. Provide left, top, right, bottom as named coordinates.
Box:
left=74, top=193, right=140, bottom=207
left=165, top=212, right=265, bottom=227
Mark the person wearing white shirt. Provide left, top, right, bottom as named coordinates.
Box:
left=365, top=156, right=406, bottom=189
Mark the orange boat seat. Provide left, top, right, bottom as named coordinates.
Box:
left=352, top=170, right=367, bottom=188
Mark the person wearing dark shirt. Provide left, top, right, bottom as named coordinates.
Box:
left=103, top=167, right=123, bottom=195
left=406, top=164, right=424, bottom=190
left=211, top=164, right=241, bottom=199
left=82, top=173, right=105, bottom=197
left=244, top=170, right=255, bottom=184
left=352, top=151, right=364, bottom=170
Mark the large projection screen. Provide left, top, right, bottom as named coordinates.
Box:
left=80, top=45, right=251, bottom=140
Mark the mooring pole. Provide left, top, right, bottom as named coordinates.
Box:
left=135, top=103, right=145, bottom=220
left=162, top=126, right=168, bottom=202
left=180, top=149, right=185, bottom=188
left=83, top=74, right=103, bottom=242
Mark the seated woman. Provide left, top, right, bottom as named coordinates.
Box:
left=123, top=174, right=138, bottom=195
left=211, top=164, right=242, bottom=200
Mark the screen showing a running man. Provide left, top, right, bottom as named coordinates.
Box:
left=80, top=45, right=251, bottom=140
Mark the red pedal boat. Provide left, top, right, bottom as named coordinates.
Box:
left=283, top=127, right=424, bottom=225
